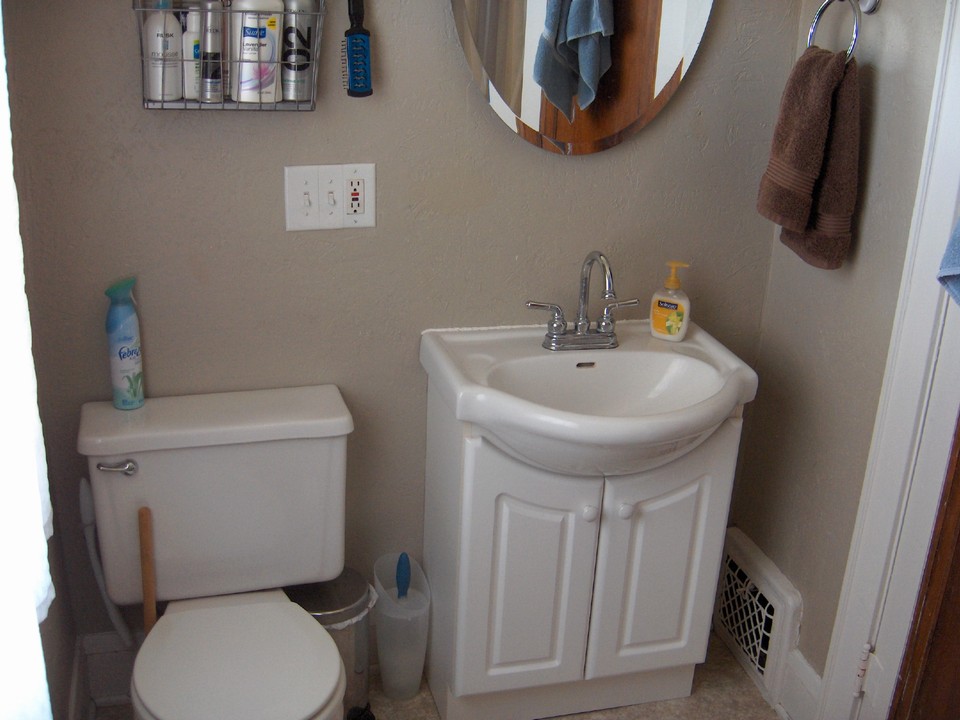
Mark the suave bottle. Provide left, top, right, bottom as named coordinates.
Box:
left=231, top=0, right=285, bottom=103
left=105, top=278, right=145, bottom=410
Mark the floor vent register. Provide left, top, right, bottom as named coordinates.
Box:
left=713, top=526, right=802, bottom=704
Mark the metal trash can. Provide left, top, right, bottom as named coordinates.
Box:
left=286, top=568, right=377, bottom=717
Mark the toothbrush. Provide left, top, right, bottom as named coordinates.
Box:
left=343, top=0, right=372, bottom=97
left=396, top=552, right=411, bottom=600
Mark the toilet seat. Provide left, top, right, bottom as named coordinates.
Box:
left=132, top=593, right=345, bottom=720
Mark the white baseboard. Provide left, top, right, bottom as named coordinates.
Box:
left=67, top=636, right=89, bottom=720
left=68, top=631, right=142, bottom=720
left=777, top=648, right=822, bottom=720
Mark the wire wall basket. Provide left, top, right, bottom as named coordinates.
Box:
left=134, top=0, right=325, bottom=111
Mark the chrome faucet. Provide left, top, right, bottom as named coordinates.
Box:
left=575, top=251, right=615, bottom=334
left=526, top=251, right=640, bottom=351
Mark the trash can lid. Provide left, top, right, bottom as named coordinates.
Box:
left=286, top=567, right=371, bottom=626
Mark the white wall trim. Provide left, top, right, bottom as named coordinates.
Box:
left=778, top=649, right=822, bottom=720
left=67, top=636, right=88, bottom=720
left=818, top=1, right=960, bottom=718
left=68, top=632, right=139, bottom=720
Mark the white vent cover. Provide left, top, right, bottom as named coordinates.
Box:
left=714, top=526, right=801, bottom=704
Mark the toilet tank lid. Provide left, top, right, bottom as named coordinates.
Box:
left=78, top=385, right=353, bottom=456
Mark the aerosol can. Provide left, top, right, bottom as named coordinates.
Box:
left=282, top=0, right=322, bottom=101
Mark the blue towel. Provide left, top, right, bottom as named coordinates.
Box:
left=939, top=218, right=960, bottom=306
left=533, top=0, right=614, bottom=122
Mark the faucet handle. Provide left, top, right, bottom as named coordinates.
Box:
left=525, top=301, right=567, bottom=337
left=598, top=298, right=641, bottom=333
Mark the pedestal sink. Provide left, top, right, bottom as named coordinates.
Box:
left=421, top=319, right=760, bottom=720
left=419, top=320, right=757, bottom=476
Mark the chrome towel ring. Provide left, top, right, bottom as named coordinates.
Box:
left=807, top=0, right=864, bottom=63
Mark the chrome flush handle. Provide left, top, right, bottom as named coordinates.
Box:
left=96, top=460, right=139, bottom=476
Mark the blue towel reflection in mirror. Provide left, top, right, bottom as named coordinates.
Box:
left=533, top=0, right=614, bottom=122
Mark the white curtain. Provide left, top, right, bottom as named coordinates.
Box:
left=0, top=8, right=56, bottom=720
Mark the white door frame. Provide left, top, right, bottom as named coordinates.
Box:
left=818, top=1, right=960, bottom=718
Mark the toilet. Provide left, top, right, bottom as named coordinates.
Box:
left=77, top=385, right=354, bottom=720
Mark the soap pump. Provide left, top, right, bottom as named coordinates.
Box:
left=650, top=261, right=691, bottom=342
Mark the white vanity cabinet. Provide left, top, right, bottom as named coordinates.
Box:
left=585, top=417, right=740, bottom=679
left=456, top=435, right=603, bottom=695
left=423, top=390, right=744, bottom=720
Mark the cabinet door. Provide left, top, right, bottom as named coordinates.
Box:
left=585, top=419, right=742, bottom=678
left=454, top=437, right=603, bottom=696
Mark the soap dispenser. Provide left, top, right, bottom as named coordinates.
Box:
left=650, top=261, right=691, bottom=342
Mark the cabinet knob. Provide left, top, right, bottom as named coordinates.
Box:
left=581, top=505, right=600, bottom=522
left=617, top=503, right=635, bottom=520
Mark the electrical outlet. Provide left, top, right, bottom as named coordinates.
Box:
left=343, top=163, right=376, bottom=227
left=347, top=179, right=364, bottom=215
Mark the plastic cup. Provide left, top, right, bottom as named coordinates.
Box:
left=373, top=552, right=431, bottom=700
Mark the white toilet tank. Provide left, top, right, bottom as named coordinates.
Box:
left=77, top=385, right=353, bottom=606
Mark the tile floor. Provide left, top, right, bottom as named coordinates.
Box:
left=95, top=633, right=778, bottom=720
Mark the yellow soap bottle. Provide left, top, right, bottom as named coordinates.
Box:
left=650, top=261, right=691, bottom=342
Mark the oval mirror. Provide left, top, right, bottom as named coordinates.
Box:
left=452, top=1, right=714, bottom=155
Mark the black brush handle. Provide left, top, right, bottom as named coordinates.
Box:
left=348, top=0, right=365, bottom=30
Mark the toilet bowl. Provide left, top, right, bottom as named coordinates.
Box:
left=130, top=591, right=346, bottom=720
left=77, top=386, right=355, bottom=720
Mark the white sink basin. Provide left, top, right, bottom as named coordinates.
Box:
left=420, top=321, right=758, bottom=476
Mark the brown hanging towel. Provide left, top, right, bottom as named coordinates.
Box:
left=780, top=57, right=860, bottom=269
left=757, top=47, right=847, bottom=232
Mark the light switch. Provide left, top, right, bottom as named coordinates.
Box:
left=284, top=166, right=322, bottom=231
left=315, top=165, right=345, bottom=229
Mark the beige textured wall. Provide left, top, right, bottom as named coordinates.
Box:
left=7, top=0, right=787, bottom=641
left=731, top=0, right=945, bottom=675
left=5, top=0, right=940, bottom=705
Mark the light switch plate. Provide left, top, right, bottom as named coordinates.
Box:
left=284, top=165, right=322, bottom=231
left=284, top=163, right=376, bottom=230
left=315, top=165, right=346, bottom=230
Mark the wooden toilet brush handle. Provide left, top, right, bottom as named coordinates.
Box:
left=139, top=507, right=158, bottom=634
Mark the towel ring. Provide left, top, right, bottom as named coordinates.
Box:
left=807, top=0, right=862, bottom=63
